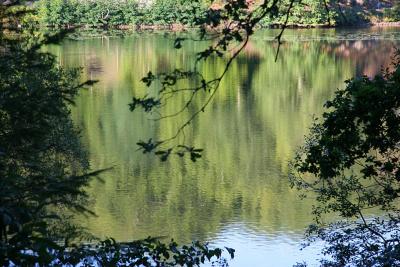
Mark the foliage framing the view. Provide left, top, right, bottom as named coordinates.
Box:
left=291, top=51, right=400, bottom=266
left=0, top=20, right=99, bottom=264
left=3, top=0, right=400, bottom=266
left=0, top=4, right=234, bottom=266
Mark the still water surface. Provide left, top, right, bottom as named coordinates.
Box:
left=46, top=27, right=400, bottom=266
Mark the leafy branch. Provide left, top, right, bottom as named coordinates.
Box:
left=131, top=0, right=299, bottom=161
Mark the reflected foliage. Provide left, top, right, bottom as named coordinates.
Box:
left=41, top=31, right=398, bottom=243
left=129, top=0, right=285, bottom=160
left=127, top=0, right=399, bottom=160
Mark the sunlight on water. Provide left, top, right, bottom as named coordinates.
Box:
left=211, top=223, right=321, bottom=267
left=45, top=27, right=400, bottom=266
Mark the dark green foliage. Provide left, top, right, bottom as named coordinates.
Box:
left=0, top=27, right=103, bottom=264
left=135, top=139, right=204, bottom=162
left=129, top=97, right=161, bottom=112
left=291, top=51, right=400, bottom=266
left=293, top=52, right=400, bottom=217
left=155, top=146, right=203, bottom=162
left=333, top=4, right=368, bottom=26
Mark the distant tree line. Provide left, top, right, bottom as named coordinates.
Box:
left=14, top=0, right=399, bottom=28
left=37, top=0, right=207, bottom=28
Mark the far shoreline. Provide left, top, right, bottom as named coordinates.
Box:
left=43, top=21, right=400, bottom=31
left=3, top=21, right=400, bottom=32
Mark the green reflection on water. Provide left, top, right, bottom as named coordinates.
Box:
left=44, top=28, right=399, bottom=245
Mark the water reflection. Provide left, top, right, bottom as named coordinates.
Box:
left=45, top=28, right=400, bottom=266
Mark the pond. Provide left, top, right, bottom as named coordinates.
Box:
left=45, top=27, right=400, bottom=266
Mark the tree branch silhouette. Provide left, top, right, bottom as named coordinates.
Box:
left=130, top=0, right=307, bottom=161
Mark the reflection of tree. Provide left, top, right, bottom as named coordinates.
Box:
left=321, top=40, right=398, bottom=76
left=45, top=31, right=398, bottom=244
left=237, top=52, right=262, bottom=93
